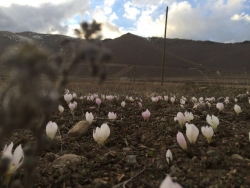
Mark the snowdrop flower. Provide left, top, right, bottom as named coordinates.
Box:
left=142, top=109, right=151, bottom=121
left=93, top=123, right=110, bottom=145
left=184, top=111, right=194, bottom=122
left=160, top=175, right=182, bottom=188
left=121, top=101, right=126, bottom=107
left=58, top=105, right=64, bottom=114
left=206, top=114, right=219, bottom=132
left=2, top=142, right=24, bottom=175
left=46, top=121, right=58, bottom=139
left=177, top=132, right=187, bottom=151
left=234, top=104, right=242, bottom=115
left=72, top=93, right=77, bottom=99
left=201, top=126, right=214, bottom=143
left=216, top=102, right=224, bottom=112
left=174, top=112, right=186, bottom=128
left=185, top=123, right=199, bottom=144
left=108, top=112, right=117, bottom=120
left=166, top=149, right=173, bottom=164
left=106, top=95, right=114, bottom=101
left=85, top=112, right=94, bottom=124
left=170, top=97, right=175, bottom=104
left=164, top=95, right=168, bottom=101
left=95, top=98, right=102, bottom=108
left=64, top=93, right=72, bottom=104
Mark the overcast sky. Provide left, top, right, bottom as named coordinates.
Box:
left=0, top=0, right=249, bottom=42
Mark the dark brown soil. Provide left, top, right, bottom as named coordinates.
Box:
left=8, top=84, right=250, bottom=188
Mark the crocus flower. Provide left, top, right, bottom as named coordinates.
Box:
left=224, top=97, right=229, bottom=104
left=177, top=132, right=187, bottom=151
left=234, top=98, right=238, bottom=103
left=180, top=99, right=186, bottom=105
left=216, top=102, right=224, bottom=112
left=93, top=123, right=110, bottom=145
left=106, top=95, right=114, bottom=101
left=2, top=142, right=24, bottom=175
left=72, top=93, right=77, bottom=99
left=206, top=114, right=219, bottom=132
left=128, top=97, right=134, bottom=102
left=138, top=102, right=142, bottom=108
left=166, top=149, right=173, bottom=164
left=93, top=93, right=99, bottom=98
left=69, top=101, right=77, bottom=111
left=108, top=112, right=117, bottom=120
left=58, top=105, right=64, bottom=114
left=170, top=97, right=175, bottom=104
left=142, top=109, right=151, bottom=121
left=46, top=121, right=58, bottom=139
left=191, top=97, right=197, bottom=103
left=206, top=101, right=211, bottom=108
left=185, top=123, right=199, bottom=144
left=184, top=111, right=194, bottom=122
left=199, top=97, right=204, bottom=103
left=96, top=98, right=102, bottom=108
left=160, top=175, right=182, bottom=188
left=85, top=112, right=94, bottom=124
left=64, top=93, right=72, bottom=104
left=164, top=95, right=168, bottom=102
left=174, top=112, right=186, bottom=128
left=121, top=101, right=126, bottom=107
left=234, top=104, right=242, bottom=115
left=201, top=126, right=214, bottom=143
left=151, top=96, right=159, bottom=102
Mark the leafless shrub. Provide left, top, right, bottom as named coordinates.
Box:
left=0, top=20, right=111, bottom=187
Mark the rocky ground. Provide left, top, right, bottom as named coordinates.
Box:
left=6, top=84, right=250, bottom=188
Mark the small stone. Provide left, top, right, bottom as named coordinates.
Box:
left=67, top=120, right=90, bottom=138
left=52, top=154, right=87, bottom=169
left=231, top=154, right=250, bottom=161
left=192, top=156, right=199, bottom=163
left=125, top=155, right=137, bottom=164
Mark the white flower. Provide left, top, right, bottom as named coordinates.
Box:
left=201, top=126, right=214, bottom=143
left=185, top=123, right=199, bottom=144
left=199, top=97, right=204, bottom=103
left=170, top=97, right=175, bottom=104
left=206, top=114, right=219, bottom=132
left=216, top=102, right=224, bottom=112
left=93, top=123, right=110, bottom=145
left=234, top=98, right=238, bottom=103
left=184, top=111, right=194, bottom=122
left=69, top=101, right=77, bottom=111
left=174, top=112, right=186, bottom=127
left=180, top=99, right=186, bottom=105
left=164, top=95, right=168, bottom=102
left=108, top=112, right=117, bottom=120
left=142, top=109, right=151, bottom=121
left=234, top=104, right=242, bottom=115
left=85, top=112, right=94, bottom=124
left=166, top=149, right=173, bottom=164
left=2, top=142, right=24, bottom=175
left=191, top=97, right=197, bottom=103
left=177, top=131, right=187, bottom=151
left=106, top=95, right=114, bottom=101
left=224, top=97, right=229, bottom=104
left=46, top=121, right=58, bottom=139
left=58, top=105, right=64, bottom=114
left=160, top=175, right=182, bottom=188
left=121, top=101, right=126, bottom=107
left=64, top=93, right=72, bottom=104
left=128, top=97, right=134, bottom=102
left=151, top=96, right=159, bottom=102
left=72, top=93, right=77, bottom=99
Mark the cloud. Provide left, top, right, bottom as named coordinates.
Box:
left=122, top=0, right=250, bottom=42
left=0, top=0, right=89, bottom=36
left=123, top=1, right=141, bottom=20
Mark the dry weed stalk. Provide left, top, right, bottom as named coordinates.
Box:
left=0, top=21, right=111, bottom=187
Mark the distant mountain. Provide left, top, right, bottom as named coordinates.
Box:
left=0, top=31, right=249, bottom=79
